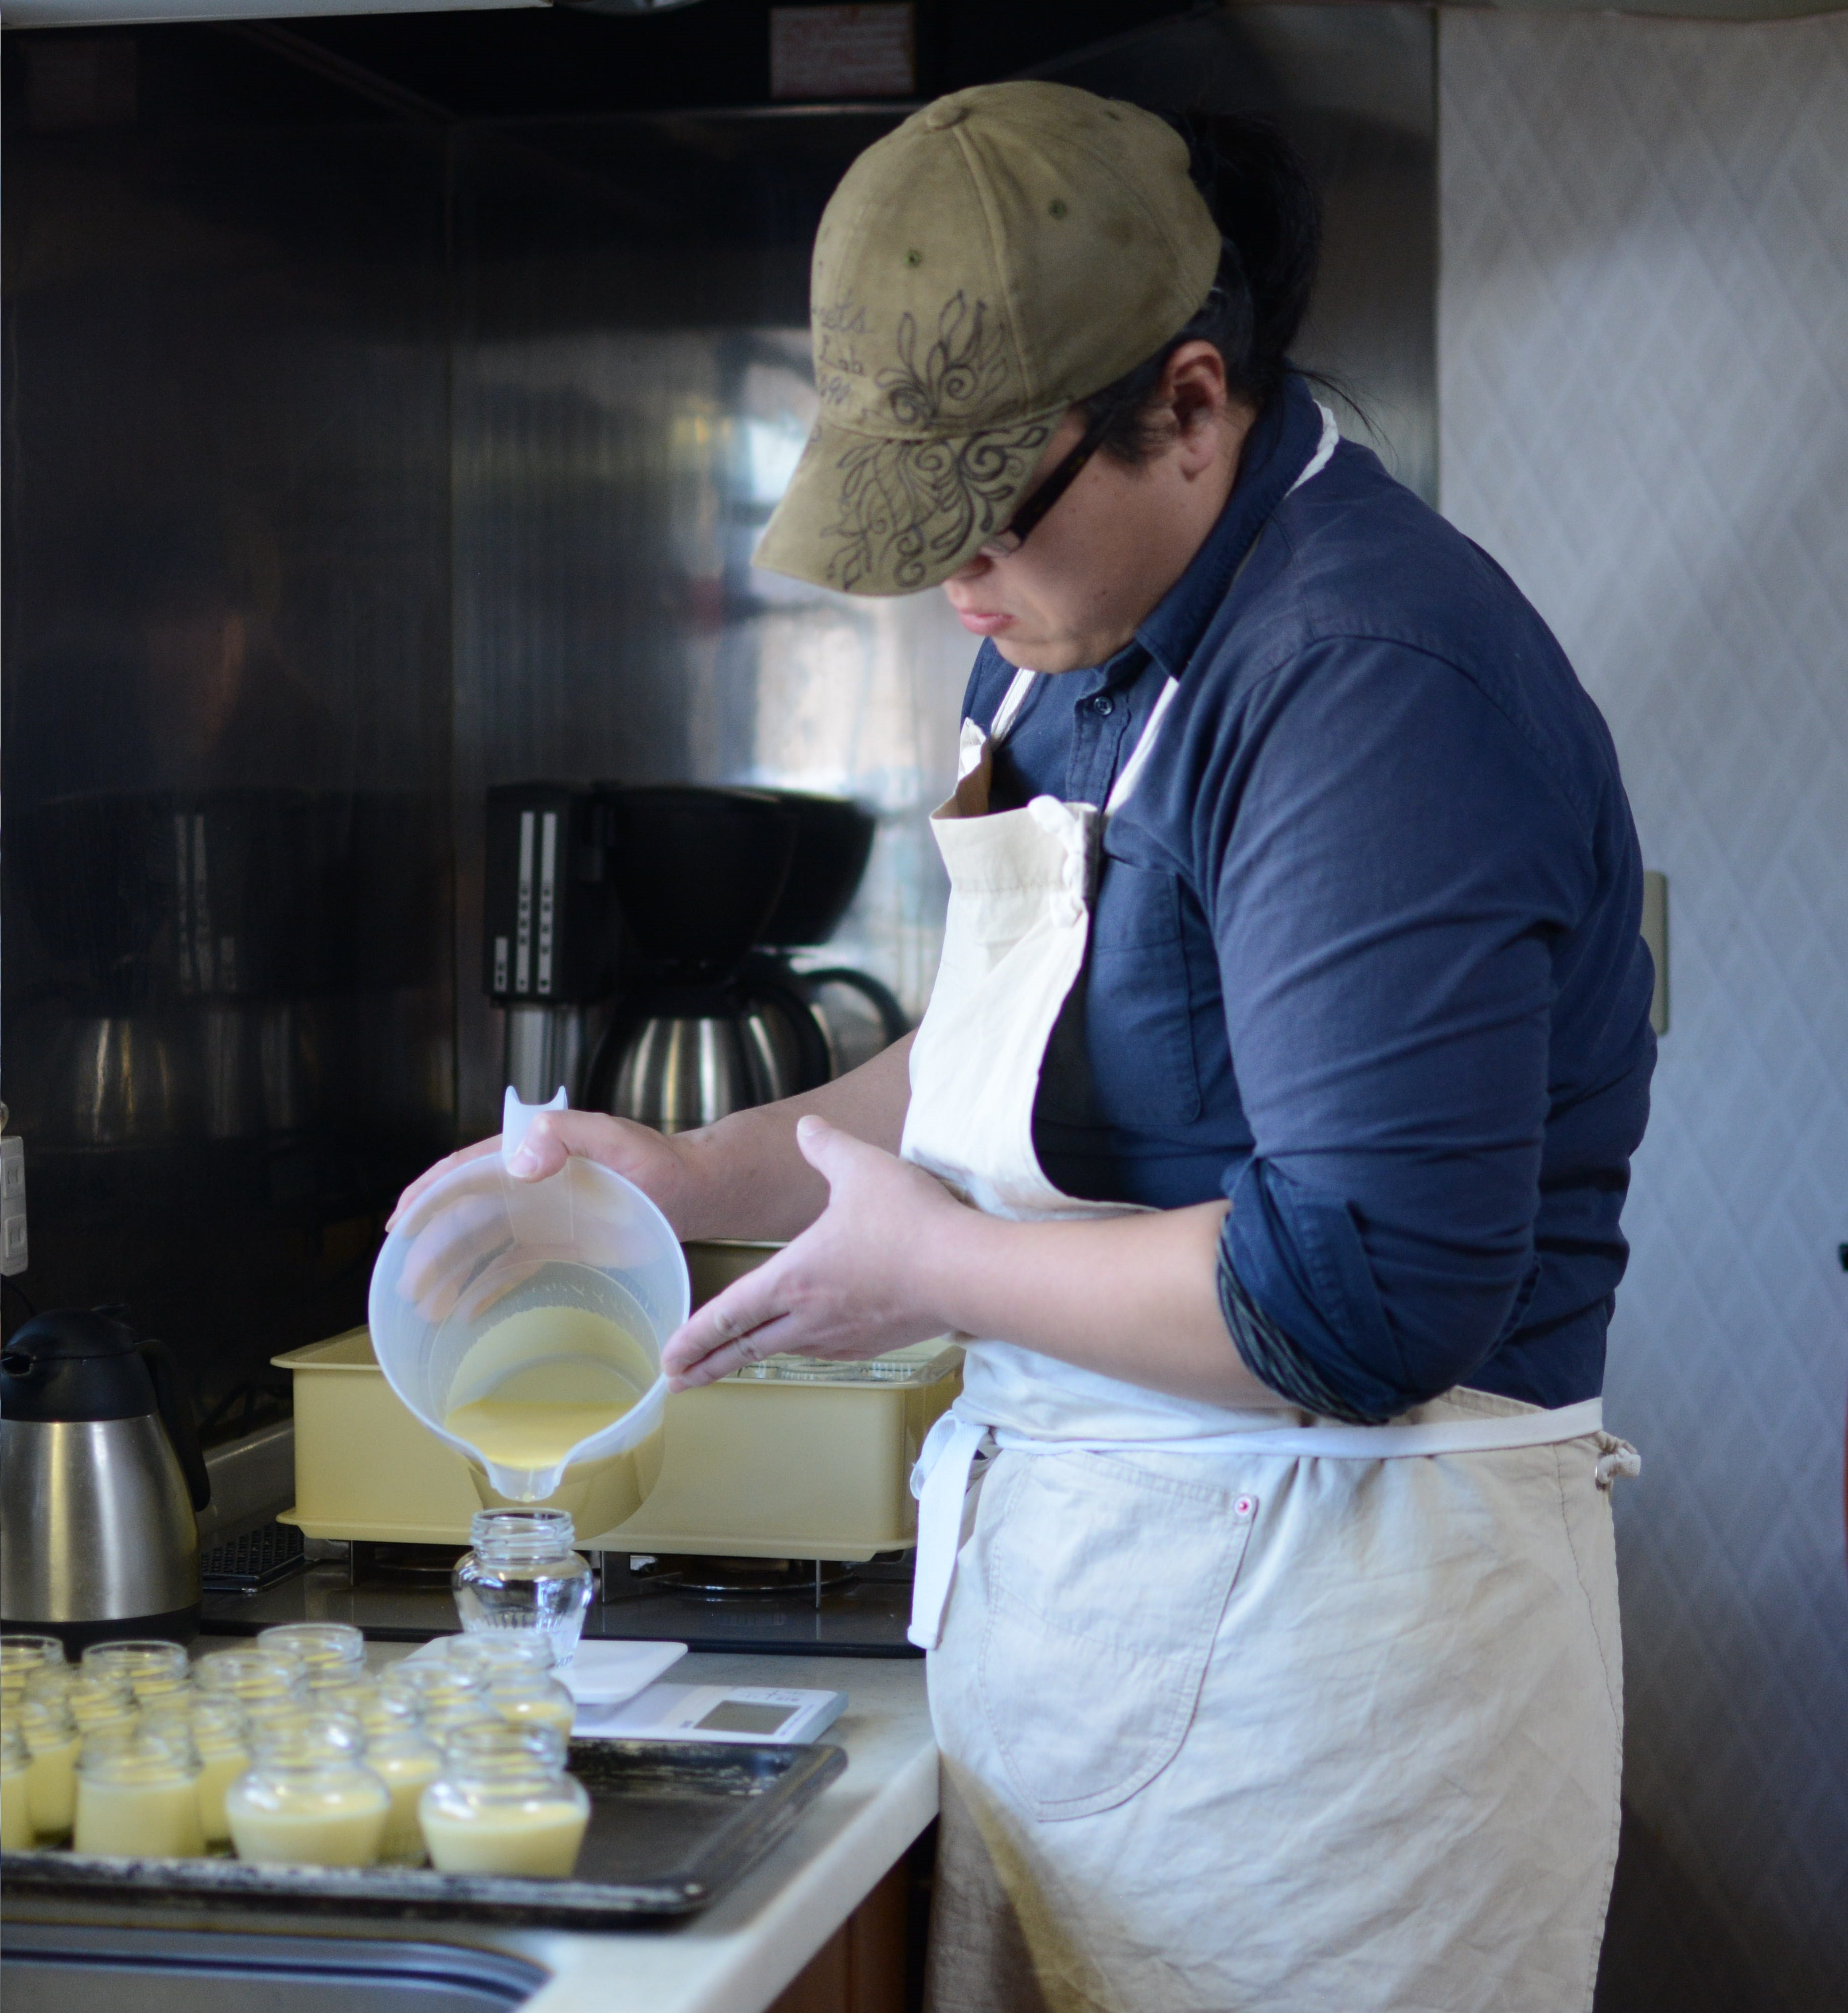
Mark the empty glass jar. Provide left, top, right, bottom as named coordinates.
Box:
left=452, top=1511, right=593, bottom=1667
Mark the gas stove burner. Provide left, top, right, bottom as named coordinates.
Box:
left=626, top=1554, right=857, bottom=1601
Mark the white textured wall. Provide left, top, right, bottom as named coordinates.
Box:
left=1438, top=14, right=1848, bottom=2007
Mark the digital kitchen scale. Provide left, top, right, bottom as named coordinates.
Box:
left=574, top=1682, right=847, bottom=1745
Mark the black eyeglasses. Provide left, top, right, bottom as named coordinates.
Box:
left=975, top=399, right=1122, bottom=560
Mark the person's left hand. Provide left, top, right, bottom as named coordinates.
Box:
left=661, top=1115, right=964, bottom=1389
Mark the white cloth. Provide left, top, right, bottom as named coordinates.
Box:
left=899, top=408, right=1638, bottom=2012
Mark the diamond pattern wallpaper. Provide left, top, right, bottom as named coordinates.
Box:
left=1438, top=14, right=1848, bottom=2007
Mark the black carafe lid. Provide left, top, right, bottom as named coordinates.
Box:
left=0, top=1309, right=210, bottom=1509
left=1, top=1309, right=155, bottom=1423
left=599, top=785, right=799, bottom=979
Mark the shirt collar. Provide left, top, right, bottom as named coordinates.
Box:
left=1135, top=375, right=1324, bottom=683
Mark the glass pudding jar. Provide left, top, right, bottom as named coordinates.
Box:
left=353, top=1691, right=441, bottom=1865
left=303, top=1671, right=379, bottom=1715
left=194, top=1649, right=305, bottom=1711
left=473, top=1659, right=575, bottom=1739
left=381, top=1660, right=497, bottom=1734
left=419, top=1722, right=589, bottom=1878
left=33, top=1665, right=138, bottom=1738
left=82, top=1639, right=190, bottom=1703
left=74, top=1725, right=206, bottom=1858
left=257, top=1622, right=366, bottom=1677
left=15, top=1689, right=82, bottom=1842
left=225, top=1713, right=388, bottom=1868
left=1, top=1634, right=65, bottom=1705
left=145, top=1694, right=251, bottom=1849
left=452, top=1511, right=593, bottom=1667
left=2, top=1718, right=32, bottom=1849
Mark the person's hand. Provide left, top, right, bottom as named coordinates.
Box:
left=383, top=1114, right=704, bottom=1327
left=661, top=1115, right=962, bottom=1389
left=387, top=1111, right=697, bottom=1236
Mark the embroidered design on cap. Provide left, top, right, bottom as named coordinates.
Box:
left=821, top=292, right=1051, bottom=592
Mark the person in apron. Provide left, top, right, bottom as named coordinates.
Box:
left=394, top=81, right=1655, bottom=2013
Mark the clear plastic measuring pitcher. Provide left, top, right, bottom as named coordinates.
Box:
left=368, top=1090, right=686, bottom=1539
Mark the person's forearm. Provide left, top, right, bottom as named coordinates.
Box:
left=673, top=1034, right=915, bottom=1241
left=923, top=1198, right=1290, bottom=1410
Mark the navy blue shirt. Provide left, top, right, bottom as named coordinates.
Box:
left=963, top=377, right=1655, bottom=1422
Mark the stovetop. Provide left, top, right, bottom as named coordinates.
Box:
left=199, top=1550, right=920, bottom=1658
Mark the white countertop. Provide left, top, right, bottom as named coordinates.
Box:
left=405, top=1647, right=938, bottom=2013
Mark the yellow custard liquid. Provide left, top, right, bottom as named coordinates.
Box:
left=195, top=1744, right=253, bottom=1846
left=442, top=1397, right=631, bottom=1470
left=492, top=1693, right=576, bottom=1738
left=226, top=1777, right=388, bottom=1867
left=25, top=1731, right=81, bottom=1839
left=440, top=1304, right=646, bottom=1485
left=375, top=1750, right=440, bottom=1863
left=420, top=1796, right=588, bottom=1877
left=1, top=1762, right=31, bottom=1850
left=75, top=1775, right=206, bottom=1858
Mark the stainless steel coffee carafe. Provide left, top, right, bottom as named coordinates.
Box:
left=590, top=979, right=813, bottom=1134
left=0, top=1309, right=212, bottom=1649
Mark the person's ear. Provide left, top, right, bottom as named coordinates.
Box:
left=1163, top=343, right=1229, bottom=467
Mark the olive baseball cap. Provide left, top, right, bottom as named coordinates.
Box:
left=754, top=80, right=1220, bottom=598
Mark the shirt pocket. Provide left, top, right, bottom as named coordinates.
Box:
left=976, top=1452, right=1258, bottom=1822
left=1085, top=858, right=1204, bottom=1127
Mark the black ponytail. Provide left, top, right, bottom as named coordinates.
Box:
left=1082, top=114, right=1322, bottom=464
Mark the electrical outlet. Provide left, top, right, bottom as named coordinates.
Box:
left=1641, top=871, right=1669, bottom=1036
left=1, top=1134, right=28, bottom=1276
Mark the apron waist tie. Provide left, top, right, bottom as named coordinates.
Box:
left=906, top=1396, right=1638, bottom=1650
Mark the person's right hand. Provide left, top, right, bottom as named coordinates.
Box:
left=386, top=1110, right=701, bottom=1239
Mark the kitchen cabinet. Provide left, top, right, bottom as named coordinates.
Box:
left=767, top=1857, right=914, bottom=2013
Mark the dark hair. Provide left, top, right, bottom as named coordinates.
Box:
left=1082, top=115, right=1322, bottom=465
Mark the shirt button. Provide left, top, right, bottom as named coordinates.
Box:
left=1090, top=694, right=1114, bottom=716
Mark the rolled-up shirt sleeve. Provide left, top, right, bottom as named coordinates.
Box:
left=1201, top=636, right=1595, bottom=1423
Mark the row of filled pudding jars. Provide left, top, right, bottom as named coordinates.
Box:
left=1, top=1622, right=588, bottom=1878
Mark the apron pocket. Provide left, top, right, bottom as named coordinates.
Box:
left=977, top=1452, right=1257, bottom=1822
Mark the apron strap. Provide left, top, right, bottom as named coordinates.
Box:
left=1104, top=677, right=1180, bottom=815
left=908, top=1411, right=995, bottom=1650
left=906, top=1393, right=1632, bottom=1648
left=988, top=666, right=1040, bottom=743
left=1006, top=1396, right=1613, bottom=1462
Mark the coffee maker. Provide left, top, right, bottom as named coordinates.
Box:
left=584, top=786, right=833, bottom=1130
left=481, top=783, right=621, bottom=1106
left=748, top=789, right=909, bottom=1078
left=482, top=781, right=907, bottom=1128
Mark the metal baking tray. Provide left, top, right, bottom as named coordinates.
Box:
left=0, top=1738, right=846, bottom=1928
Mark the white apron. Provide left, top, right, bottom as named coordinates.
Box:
left=899, top=420, right=1640, bottom=2013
